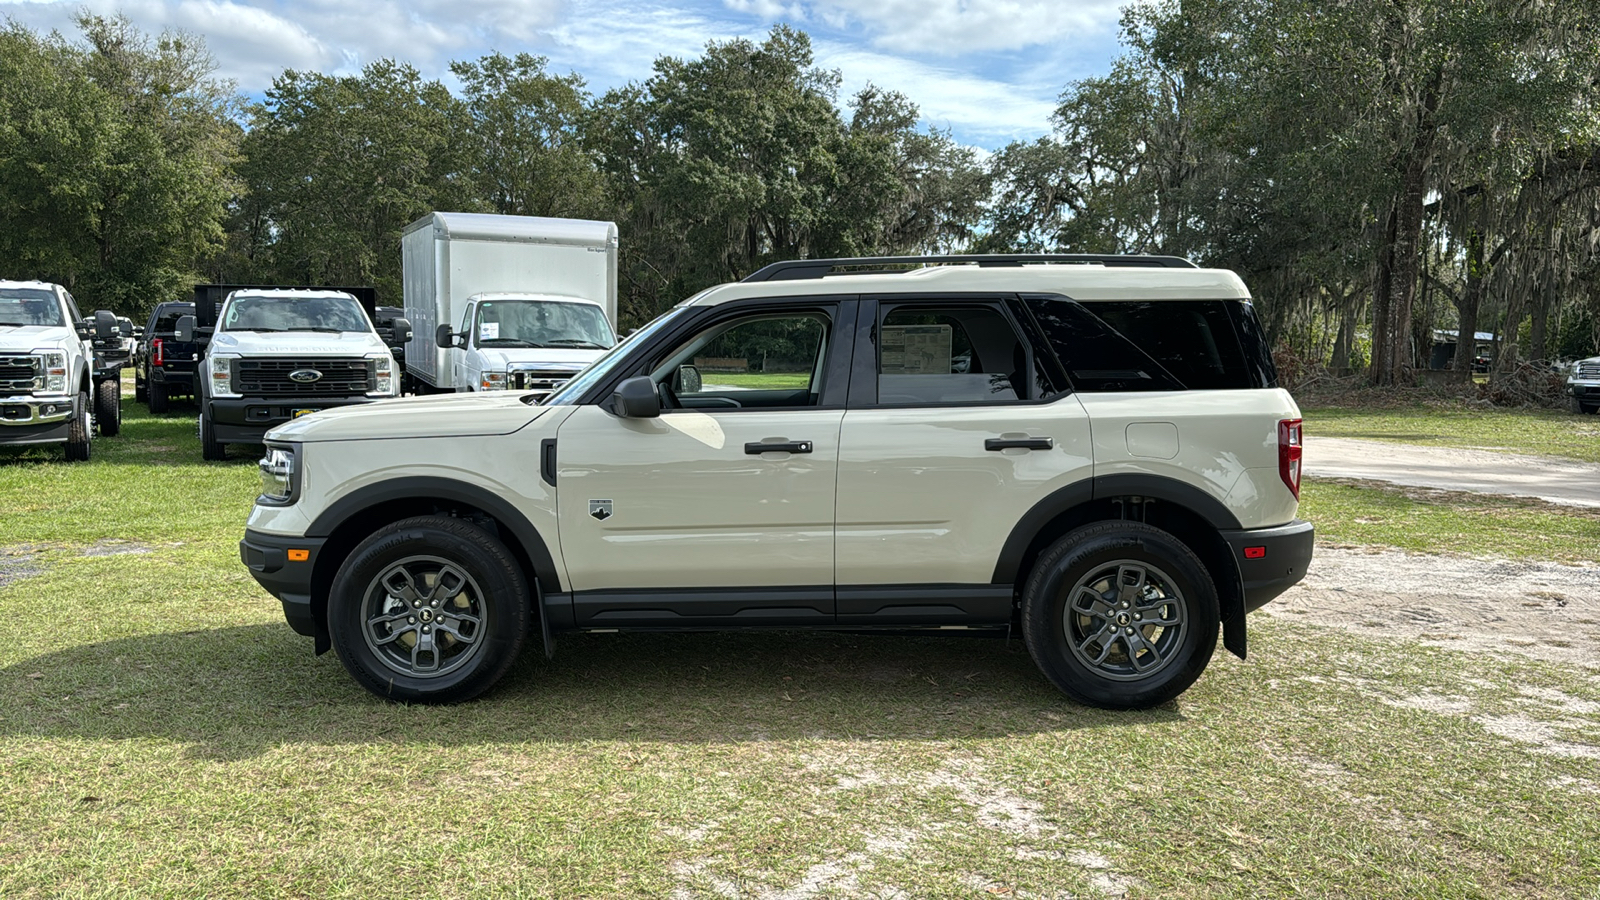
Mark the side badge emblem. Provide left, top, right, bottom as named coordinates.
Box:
left=589, top=499, right=613, bottom=521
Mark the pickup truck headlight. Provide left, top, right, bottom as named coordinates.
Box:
left=369, top=354, right=396, bottom=396
left=209, top=353, right=240, bottom=398
left=480, top=371, right=507, bottom=391
left=258, top=445, right=297, bottom=504
left=35, top=351, right=67, bottom=395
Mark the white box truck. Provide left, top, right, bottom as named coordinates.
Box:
left=401, top=212, right=619, bottom=394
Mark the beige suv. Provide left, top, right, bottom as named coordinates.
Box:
left=240, top=255, right=1313, bottom=709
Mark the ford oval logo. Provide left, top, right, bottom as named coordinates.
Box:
left=288, top=369, right=323, bottom=384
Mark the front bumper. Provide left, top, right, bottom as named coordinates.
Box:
left=1221, top=519, right=1315, bottom=612
left=208, top=395, right=384, bottom=445
left=0, top=395, right=76, bottom=446
left=1570, top=382, right=1600, bottom=400
left=240, top=528, right=327, bottom=638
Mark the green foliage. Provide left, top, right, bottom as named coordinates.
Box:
left=450, top=53, right=604, bottom=219
left=234, top=60, right=476, bottom=302
left=0, top=15, right=238, bottom=319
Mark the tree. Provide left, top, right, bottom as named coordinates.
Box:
left=450, top=52, right=605, bottom=219
left=237, top=60, right=476, bottom=301
left=0, top=15, right=239, bottom=318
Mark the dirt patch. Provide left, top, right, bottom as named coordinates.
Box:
left=0, top=546, right=41, bottom=589
left=1266, top=547, right=1600, bottom=668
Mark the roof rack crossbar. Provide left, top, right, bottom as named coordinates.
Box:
left=741, top=253, right=1196, bottom=283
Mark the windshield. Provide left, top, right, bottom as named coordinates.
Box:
left=0, top=288, right=64, bottom=327
left=221, top=294, right=373, bottom=333
left=542, top=307, right=687, bottom=406
left=473, top=299, right=615, bottom=350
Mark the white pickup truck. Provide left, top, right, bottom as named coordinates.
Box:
left=0, top=280, right=121, bottom=461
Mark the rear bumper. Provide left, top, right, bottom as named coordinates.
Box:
left=1221, top=519, right=1315, bottom=612
left=240, top=528, right=326, bottom=637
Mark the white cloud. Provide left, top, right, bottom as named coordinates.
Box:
left=726, top=0, right=1123, bottom=56
left=816, top=43, right=1058, bottom=144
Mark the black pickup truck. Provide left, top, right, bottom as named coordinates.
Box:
left=135, top=302, right=199, bottom=413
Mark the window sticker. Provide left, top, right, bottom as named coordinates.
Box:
left=479, top=322, right=500, bottom=340
left=880, top=324, right=953, bottom=374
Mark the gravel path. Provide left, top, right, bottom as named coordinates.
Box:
left=1304, top=436, right=1600, bottom=507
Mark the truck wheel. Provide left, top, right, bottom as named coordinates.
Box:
left=64, top=389, right=91, bottom=462
left=199, top=411, right=226, bottom=460
left=1021, top=522, right=1218, bottom=710
left=95, top=378, right=121, bottom=437
left=135, top=372, right=147, bottom=403
left=149, top=380, right=169, bottom=413
left=328, top=516, right=530, bottom=704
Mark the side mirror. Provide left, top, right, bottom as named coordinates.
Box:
left=175, top=314, right=197, bottom=343
left=674, top=364, right=702, bottom=394
left=391, top=317, right=413, bottom=344
left=94, top=309, right=120, bottom=340
left=435, top=324, right=459, bottom=349
left=611, top=376, right=660, bottom=418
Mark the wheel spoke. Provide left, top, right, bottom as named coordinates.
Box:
left=370, top=624, right=414, bottom=646
left=380, top=567, right=424, bottom=605
left=1078, top=624, right=1119, bottom=666
left=436, top=615, right=479, bottom=644
left=427, top=565, right=468, bottom=603
left=1071, top=586, right=1114, bottom=617
left=1127, top=629, right=1163, bottom=672
left=1136, top=600, right=1181, bottom=627
left=1117, top=565, right=1148, bottom=602
left=411, top=631, right=441, bottom=672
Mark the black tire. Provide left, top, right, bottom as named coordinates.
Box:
left=1021, top=522, right=1219, bottom=710
left=149, top=380, right=169, bottom=413
left=64, top=388, right=91, bottom=462
left=328, top=516, right=530, bottom=703
left=199, top=410, right=226, bottom=461
left=134, top=370, right=147, bottom=403
left=94, top=378, right=121, bottom=437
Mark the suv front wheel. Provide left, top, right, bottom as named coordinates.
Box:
left=328, top=516, right=530, bottom=703
left=1022, top=522, right=1218, bottom=710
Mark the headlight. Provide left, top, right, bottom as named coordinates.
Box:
left=258, top=445, right=297, bottom=504
left=36, top=351, right=67, bottom=394
left=209, top=354, right=239, bottom=397
left=370, top=354, right=396, bottom=396
left=481, top=371, right=507, bottom=391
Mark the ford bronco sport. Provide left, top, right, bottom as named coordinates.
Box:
left=240, top=255, right=1313, bottom=709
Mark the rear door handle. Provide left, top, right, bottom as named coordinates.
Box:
left=985, top=437, right=1053, bottom=451
left=746, top=440, right=813, bottom=455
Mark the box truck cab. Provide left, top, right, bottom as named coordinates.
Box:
left=402, top=213, right=619, bottom=395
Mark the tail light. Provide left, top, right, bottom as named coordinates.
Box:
left=1279, top=418, right=1303, bottom=499
left=152, top=338, right=165, bottom=367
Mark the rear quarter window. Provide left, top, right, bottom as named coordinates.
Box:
left=1027, top=297, right=1276, bottom=392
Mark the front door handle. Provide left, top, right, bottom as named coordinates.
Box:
left=985, top=437, right=1053, bottom=451
left=746, top=439, right=813, bottom=455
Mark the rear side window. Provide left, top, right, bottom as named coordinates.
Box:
left=1026, top=297, right=1274, bottom=391
left=876, top=305, right=1047, bottom=404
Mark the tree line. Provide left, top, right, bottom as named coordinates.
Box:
left=3, top=4, right=1598, bottom=387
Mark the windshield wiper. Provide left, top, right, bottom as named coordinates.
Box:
left=0, top=322, right=32, bottom=327
left=232, top=327, right=285, bottom=332
left=478, top=338, right=541, bottom=347
left=284, top=327, right=348, bottom=333
left=544, top=339, right=609, bottom=349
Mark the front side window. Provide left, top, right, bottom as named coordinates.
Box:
left=221, top=294, right=373, bottom=334
left=474, top=300, right=615, bottom=350
left=875, top=305, right=1040, bottom=404
left=0, top=288, right=64, bottom=327
left=653, top=311, right=831, bottom=410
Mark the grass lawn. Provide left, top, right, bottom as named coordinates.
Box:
left=1, top=391, right=1597, bottom=898
left=1303, top=403, right=1600, bottom=464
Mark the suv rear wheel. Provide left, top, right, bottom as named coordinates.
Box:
left=1021, top=522, right=1218, bottom=710
left=328, top=516, right=530, bottom=703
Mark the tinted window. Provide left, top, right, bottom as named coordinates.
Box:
left=876, top=306, right=1033, bottom=404
left=153, top=306, right=193, bottom=334
left=1084, top=301, right=1255, bottom=390
left=1027, top=297, right=1270, bottom=391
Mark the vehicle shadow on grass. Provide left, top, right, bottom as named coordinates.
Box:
left=0, top=625, right=1187, bottom=758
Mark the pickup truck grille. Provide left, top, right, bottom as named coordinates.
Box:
left=1577, top=361, right=1600, bottom=380
left=0, top=356, right=40, bottom=393
left=236, top=358, right=372, bottom=397
left=507, top=369, right=577, bottom=391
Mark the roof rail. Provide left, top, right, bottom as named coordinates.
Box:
left=741, top=253, right=1197, bottom=283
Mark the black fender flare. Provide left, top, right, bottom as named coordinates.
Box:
left=991, top=473, right=1250, bottom=658
left=305, top=476, right=563, bottom=649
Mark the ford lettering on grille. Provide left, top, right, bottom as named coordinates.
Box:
left=288, top=369, right=323, bottom=384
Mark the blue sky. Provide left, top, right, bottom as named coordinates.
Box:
left=2, top=0, right=1131, bottom=149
